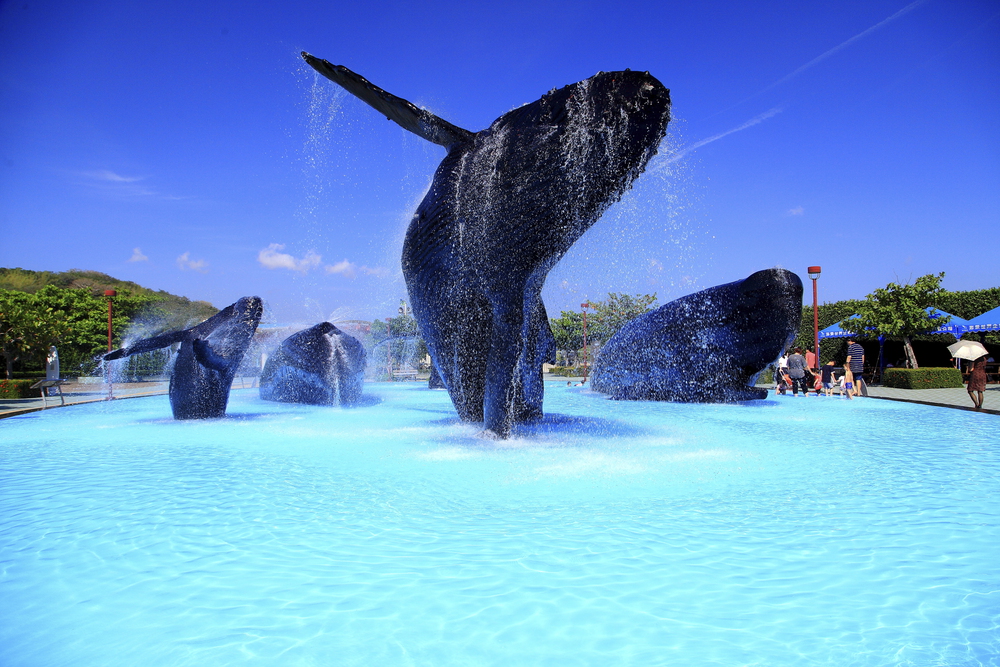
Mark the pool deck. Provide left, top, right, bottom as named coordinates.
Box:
left=1, top=377, right=997, bottom=420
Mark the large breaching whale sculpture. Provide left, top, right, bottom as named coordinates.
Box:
left=591, top=269, right=803, bottom=402
left=105, top=296, right=263, bottom=419
left=302, top=52, right=671, bottom=437
left=259, top=322, right=366, bottom=406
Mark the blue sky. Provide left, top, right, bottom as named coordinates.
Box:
left=1, top=0, right=997, bottom=325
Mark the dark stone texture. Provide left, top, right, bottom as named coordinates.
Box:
left=259, top=322, right=366, bottom=406
left=105, top=297, right=263, bottom=419
left=303, top=53, right=671, bottom=436
left=591, top=269, right=803, bottom=402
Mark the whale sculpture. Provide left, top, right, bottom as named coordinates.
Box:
left=259, top=322, right=366, bottom=406
left=104, top=296, right=263, bottom=419
left=591, top=269, right=803, bottom=402
left=303, top=53, right=671, bottom=436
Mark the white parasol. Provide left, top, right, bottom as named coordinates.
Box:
left=947, top=339, right=989, bottom=361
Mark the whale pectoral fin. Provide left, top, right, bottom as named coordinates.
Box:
left=301, top=52, right=474, bottom=148
left=104, top=330, right=186, bottom=360
left=193, top=338, right=230, bottom=371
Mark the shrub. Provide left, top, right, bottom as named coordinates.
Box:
left=882, top=367, right=963, bottom=389
left=548, top=365, right=589, bottom=377
left=0, top=378, right=39, bottom=399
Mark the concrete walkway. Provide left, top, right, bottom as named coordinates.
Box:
left=1, top=377, right=996, bottom=420
left=0, top=377, right=259, bottom=420
left=865, top=384, right=1000, bottom=415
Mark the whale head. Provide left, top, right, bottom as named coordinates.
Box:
left=450, top=69, right=671, bottom=271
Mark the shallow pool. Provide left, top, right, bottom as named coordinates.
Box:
left=1, top=383, right=998, bottom=666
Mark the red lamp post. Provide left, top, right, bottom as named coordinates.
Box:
left=807, top=267, right=821, bottom=367
left=104, top=289, right=116, bottom=399
left=580, top=302, right=590, bottom=383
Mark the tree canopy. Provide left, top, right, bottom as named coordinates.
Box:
left=840, top=272, right=948, bottom=369
left=1, top=286, right=162, bottom=378
left=549, top=292, right=658, bottom=352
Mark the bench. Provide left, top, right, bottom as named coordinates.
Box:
left=30, top=379, right=68, bottom=407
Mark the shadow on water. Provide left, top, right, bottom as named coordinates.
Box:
left=422, top=412, right=651, bottom=445
left=514, top=412, right=650, bottom=438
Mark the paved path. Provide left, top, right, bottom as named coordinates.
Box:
left=0, top=377, right=259, bottom=420
left=2, top=377, right=996, bottom=420
left=865, top=384, right=999, bottom=415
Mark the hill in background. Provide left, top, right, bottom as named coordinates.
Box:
left=0, top=267, right=219, bottom=331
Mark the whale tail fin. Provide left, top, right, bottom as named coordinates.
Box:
left=104, top=330, right=186, bottom=361
left=301, top=52, right=474, bottom=148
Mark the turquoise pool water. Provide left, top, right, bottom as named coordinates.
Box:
left=1, top=383, right=998, bottom=666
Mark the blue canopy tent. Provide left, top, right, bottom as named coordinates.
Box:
left=963, top=305, right=1000, bottom=334
left=818, top=320, right=856, bottom=340
left=924, top=309, right=969, bottom=335
left=816, top=309, right=967, bottom=378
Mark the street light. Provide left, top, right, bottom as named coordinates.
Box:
left=104, top=289, right=116, bottom=400
left=807, top=267, right=821, bottom=368
left=580, top=302, right=590, bottom=383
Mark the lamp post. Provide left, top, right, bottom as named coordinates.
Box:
left=580, top=302, right=590, bottom=383
left=104, top=289, right=116, bottom=400
left=807, top=267, right=821, bottom=367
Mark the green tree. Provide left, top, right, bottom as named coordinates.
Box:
left=841, top=273, right=948, bottom=369
left=369, top=302, right=429, bottom=372
left=0, top=286, right=161, bottom=378
left=549, top=293, right=658, bottom=356
left=589, top=292, right=658, bottom=343
left=550, top=310, right=585, bottom=352
left=0, top=289, right=68, bottom=378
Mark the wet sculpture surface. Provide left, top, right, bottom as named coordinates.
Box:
left=259, top=322, right=366, bottom=406
left=591, top=269, right=803, bottom=402
left=303, top=52, right=671, bottom=436
left=105, top=296, right=263, bottom=419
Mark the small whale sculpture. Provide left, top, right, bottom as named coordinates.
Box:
left=591, top=269, right=803, bottom=402
left=259, top=322, right=366, bottom=406
left=105, top=296, right=263, bottom=419
left=303, top=53, right=671, bottom=436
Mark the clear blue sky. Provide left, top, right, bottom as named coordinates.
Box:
left=1, top=0, right=997, bottom=325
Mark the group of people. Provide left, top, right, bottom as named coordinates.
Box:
left=774, top=337, right=866, bottom=399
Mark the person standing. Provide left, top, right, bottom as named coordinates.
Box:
left=967, top=355, right=987, bottom=410
left=775, top=352, right=789, bottom=394
left=846, top=337, right=865, bottom=397
left=842, top=365, right=855, bottom=400
left=805, top=348, right=817, bottom=370
left=786, top=347, right=808, bottom=396
left=821, top=360, right=837, bottom=397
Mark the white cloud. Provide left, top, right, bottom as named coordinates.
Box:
left=83, top=170, right=145, bottom=183
left=326, top=259, right=357, bottom=279
left=762, top=0, right=929, bottom=94
left=788, top=206, right=805, bottom=216
left=177, top=252, right=209, bottom=273
left=324, top=259, right=390, bottom=280
left=668, top=107, right=784, bottom=163
left=128, top=247, right=148, bottom=262
left=257, top=243, right=322, bottom=273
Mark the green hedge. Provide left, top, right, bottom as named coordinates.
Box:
left=548, top=365, right=589, bottom=377
left=0, top=379, right=39, bottom=399
left=882, top=367, right=963, bottom=389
